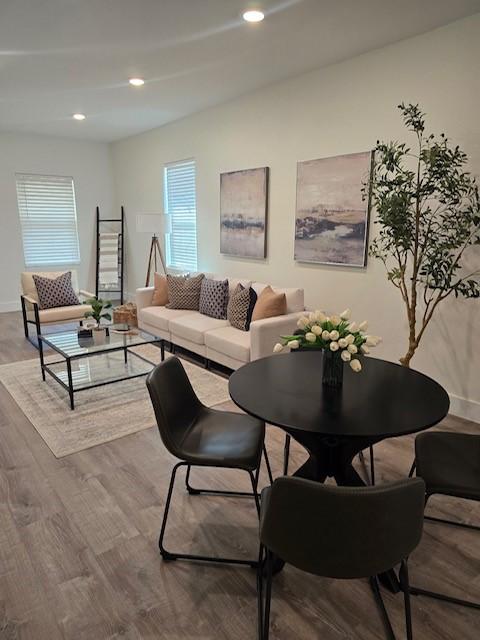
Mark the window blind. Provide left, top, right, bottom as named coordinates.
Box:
left=164, top=160, right=198, bottom=271
left=16, top=173, right=81, bottom=267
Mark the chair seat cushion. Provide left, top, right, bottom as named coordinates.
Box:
left=415, top=431, right=480, bottom=500
left=180, top=407, right=264, bottom=470
left=38, top=304, right=92, bottom=323
left=169, top=313, right=229, bottom=345
left=205, top=325, right=251, bottom=363
left=140, top=307, right=196, bottom=332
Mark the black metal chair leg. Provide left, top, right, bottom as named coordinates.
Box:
left=409, top=586, right=480, bottom=610
left=257, top=545, right=265, bottom=640
left=262, top=550, right=273, bottom=640
left=424, top=514, right=480, bottom=531
left=369, top=575, right=396, bottom=640
left=283, top=434, right=290, bottom=476
left=408, top=461, right=416, bottom=477
left=399, top=560, right=413, bottom=640
left=249, top=469, right=261, bottom=516
left=263, top=444, right=274, bottom=485
left=160, top=462, right=258, bottom=567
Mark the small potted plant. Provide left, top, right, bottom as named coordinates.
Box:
left=273, top=309, right=381, bottom=387
left=84, top=297, right=112, bottom=343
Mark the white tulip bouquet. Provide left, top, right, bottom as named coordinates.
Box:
left=273, top=308, right=382, bottom=374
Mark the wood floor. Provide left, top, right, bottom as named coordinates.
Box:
left=0, top=311, right=478, bottom=639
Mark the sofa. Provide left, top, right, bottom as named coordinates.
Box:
left=136, top=276, right=304, bottom=370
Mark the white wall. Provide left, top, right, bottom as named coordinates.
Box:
left=0, top=132, right=114, bottom=310
left=118, top=14, right=477, bottom=421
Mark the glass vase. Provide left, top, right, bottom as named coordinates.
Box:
left=322, top=349, right=344, bottom=388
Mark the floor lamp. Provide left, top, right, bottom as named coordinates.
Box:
left=136, top=214, right=172, bottom=287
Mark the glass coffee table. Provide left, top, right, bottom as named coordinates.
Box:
left=38, top=328, right=164, bottom=409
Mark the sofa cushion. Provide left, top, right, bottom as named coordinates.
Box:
left=170, top=313, right=229, bottom=345
left=199, top=278, right=229, bottom=319
left=38, top=304, right=92, bottom=324
left=253, top=282, right=304, bottom=313
left=227, top=284, right=257, bottom=331
left=152, top=273, right=169, bottom=306
left=140, top=306, right=196, bottom=332
left=251, top=285, right=287, bottom=322
left=166, top=273, right=205, bottom=310
left=205, top=326, right=251, bottom=363
left=32, top=271, right=80, bottom=309
left=21, top=270, right=80, bottom=302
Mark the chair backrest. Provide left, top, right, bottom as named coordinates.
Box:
left=260, top=476, right=425, bottom=579
left=21, top=270, right=79, bottom=301
left=146, top=357, right=203, bottom=459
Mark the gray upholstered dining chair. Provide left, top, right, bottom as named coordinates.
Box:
left=257, top=476, right=426, bottom=640
left=408, top=431, right=480, bottom=610
left=146, top=356, right=273, bottom=567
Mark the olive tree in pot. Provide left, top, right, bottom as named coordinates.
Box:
left=367, top=103, right=480, bottom=367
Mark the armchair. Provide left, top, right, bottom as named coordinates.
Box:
left=20, top=270, right=94, bottom=345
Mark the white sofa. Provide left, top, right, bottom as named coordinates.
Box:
left=136, top=277, right=304, bottom=370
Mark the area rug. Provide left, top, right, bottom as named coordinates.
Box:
left=0, top=345, right=229, bottom=458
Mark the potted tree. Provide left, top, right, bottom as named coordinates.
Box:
left=368, top=103, right=480, bottom=366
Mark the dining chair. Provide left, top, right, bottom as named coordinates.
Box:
left=257, top=476, right=426, bottom=640
left=146, top=356, right=273, bottom=567
left=408, top=431, right=480, bottom=609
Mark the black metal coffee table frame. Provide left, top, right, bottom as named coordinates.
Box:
left=38, top=332, right=165, bottom=410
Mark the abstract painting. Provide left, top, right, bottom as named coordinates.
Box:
left=220, top=167, right=269, bottom=259
left=294, top=151, right=373, bottom=267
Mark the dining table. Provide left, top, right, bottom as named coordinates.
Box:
left=228, top=350, right=450, bottom=590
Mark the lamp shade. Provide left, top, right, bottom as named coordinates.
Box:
left=136, top=214, right=171, bottom=234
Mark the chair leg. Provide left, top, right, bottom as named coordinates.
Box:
left=283, top=434, right=290, bottom=476
left=257, top=545, right=265, bottom=640
left=408, top=461, right=416, bottom=477
left=160, top=462, right=258, bottom=567
left=424, top=514, right=480, bottom=531
left=369, top=576, right=396, bottom=640
left=399, top=560, right=413, bottom=640
left=263, top=444, right=274, bottom=485
left=262, top=549, right=273, bottom=640
left=369, top=445, right=375, bottom=486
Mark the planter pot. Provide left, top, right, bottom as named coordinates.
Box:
left=92, top=327, right=107, bottom=345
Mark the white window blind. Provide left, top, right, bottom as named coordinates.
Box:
left=16, top=173, right=81, bottom=267
left=164, top=160, right=198, bottom=271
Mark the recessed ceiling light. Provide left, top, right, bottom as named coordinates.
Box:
left=73, top=113, right=86, bottom=121
left=129, top=77, right=145, bottom=87
left=243, top=9, right=265, bottom=23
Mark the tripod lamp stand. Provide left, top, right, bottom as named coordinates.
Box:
left=136, top=214, right=172, bottom=287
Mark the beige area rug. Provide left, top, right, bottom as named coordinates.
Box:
left=0, top=345, right=229, bottom=458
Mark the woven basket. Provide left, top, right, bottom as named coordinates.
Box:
left=113, top=302, right=138, bottom=327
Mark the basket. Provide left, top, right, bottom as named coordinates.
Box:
left=113, top=302, right=138, bottom=327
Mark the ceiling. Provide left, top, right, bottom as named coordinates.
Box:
left=1, top=0, right=479, bottom=142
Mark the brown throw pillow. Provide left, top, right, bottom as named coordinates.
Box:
left=152, top=273, right=169, bottom=306
left=166, top=273, right=205, bottom=310
left=32, top=271, right=80, bottom=310
left=227, top=284, right=257, bottom=331
left=251, top=285, right=287, bottom=322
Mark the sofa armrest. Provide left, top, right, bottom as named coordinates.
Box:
left=136, top=287, right=155, bottom=314
left=250, top=312, right=303, bottom=361
left=79, top=289, right=95, bottom=300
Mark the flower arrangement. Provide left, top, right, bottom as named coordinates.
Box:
left=273, top=309, right=381, bottom=386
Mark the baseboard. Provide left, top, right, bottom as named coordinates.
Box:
left=0, top=300, right=21, bottom=313
left=449, top=394, right=480, bottom=424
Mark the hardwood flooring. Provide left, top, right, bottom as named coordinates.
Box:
left=0, top=311, right=478, bottom=639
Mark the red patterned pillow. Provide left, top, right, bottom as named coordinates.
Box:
left=32, top=271, right=80, bottom=309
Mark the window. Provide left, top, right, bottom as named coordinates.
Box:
left=16, top=173, right=80, bottom=267
left=164, top=159, right=198, bottom=271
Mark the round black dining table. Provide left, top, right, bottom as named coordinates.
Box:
left=229, top=351, right=450, bottom=589
left=229, top=351, right=450, bottom=487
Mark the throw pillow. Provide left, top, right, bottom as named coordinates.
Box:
left=32, top=271, right=80, bottom=310
left=227, top=284, right=257, bottom=331
left=152, top=273, right=169, bottom=306
left=251, top=285, right=287, bottom=322
left=166, top=273, right=205, bottom=310
left=199, top=278, right=229, bottom=319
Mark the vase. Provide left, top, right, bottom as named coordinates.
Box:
left=322, top=349, right=343, bottom=388
left=92, top=326, right=107, bottom=345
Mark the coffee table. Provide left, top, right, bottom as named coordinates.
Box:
left=38, top=328, right=164, bottom=409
